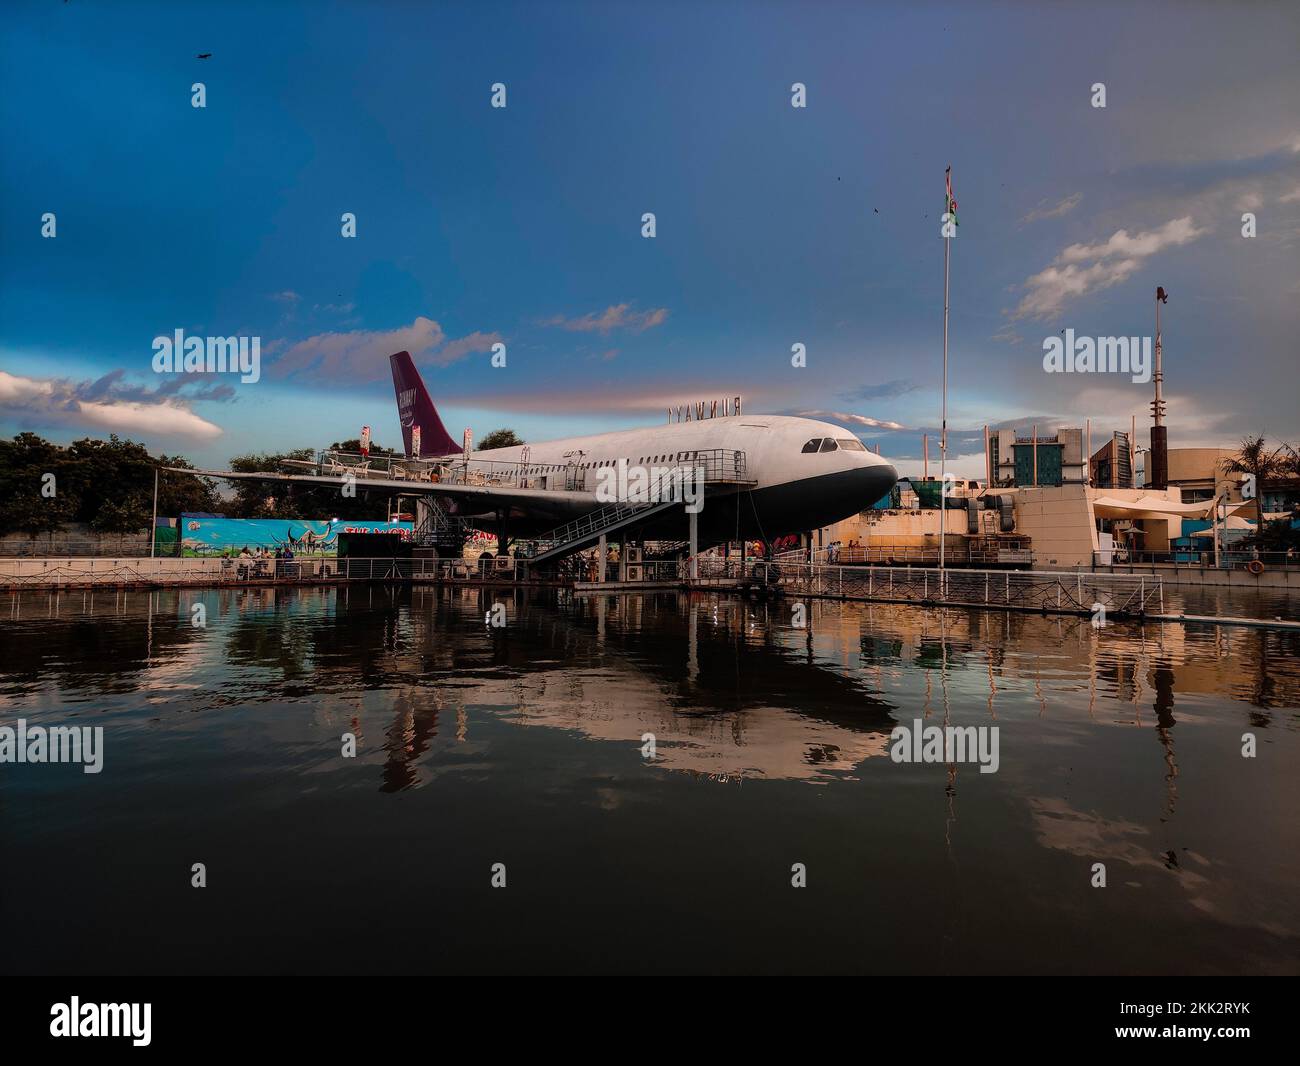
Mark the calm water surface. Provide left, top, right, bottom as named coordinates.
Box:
left=1, top=584, right=1297, bottom=975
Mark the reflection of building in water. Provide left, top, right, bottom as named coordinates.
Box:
left=6, top=586, right=1298, bottom=793
left=379, top=686, right=445, bottom=793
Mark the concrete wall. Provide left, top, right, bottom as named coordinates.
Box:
left=1072, top=563, right=1300, bottom=589
left=0, top=557, right=228, bottom=587
left=1166, top=448, right=1234, bottom=484
left=1011, top=484, right=1097, bottom=567
left=0, top=528, right=152, bottom=557
left=820, top=509, right=964, bottom=550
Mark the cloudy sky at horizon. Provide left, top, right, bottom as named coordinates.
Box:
left=2, top=0, right=1298, bottom=478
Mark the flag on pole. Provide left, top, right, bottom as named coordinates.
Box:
left=945, top=165, right=958, bottom=226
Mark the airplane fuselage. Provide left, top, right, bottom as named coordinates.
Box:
left=452, top=414, right=899, bottom=543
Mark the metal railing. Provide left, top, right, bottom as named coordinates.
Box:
left=314, top=451, right=541, bottom=489
left=784, top=544, right=1036, bottom=567
left=520, top=457, right=748, bottom=561
left=309, top=447, right=753, bottom=494
left=692, top=558, right=1164, bottom=615
left=1, top=554, right=1165, bottom=614
left=521, top=498, right=676, bottom=561
left=1093, top=549, right=1300, bottom=571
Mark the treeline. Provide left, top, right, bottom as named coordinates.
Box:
left=0, top=433, right=221, bottom=535
left=0, top=429, right=525, bottom=534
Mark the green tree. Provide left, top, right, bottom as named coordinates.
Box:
left=328, top=438, right=401, bottom=457
left=226, top=449, right=390, bottom=520
left=0, top=433, right=77, bottom=536
left=477, top=428, right=524, bottom=451
left=1221, top=436, right=1292, bottom=540
left=0, top=432, right=220, bottom=537
left=227, top=450, right=314, bottom=518
left=155, top=453, right=222, bottom=516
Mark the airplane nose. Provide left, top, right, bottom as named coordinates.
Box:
left=850, top=458, right=898, bottom=507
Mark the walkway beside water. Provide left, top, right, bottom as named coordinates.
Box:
left=7, top=555, right=1300, bottom=628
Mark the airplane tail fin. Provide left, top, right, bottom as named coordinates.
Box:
left=389, top=351, right=460, bottom=457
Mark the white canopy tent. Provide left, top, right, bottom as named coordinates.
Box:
left=1089, top=494, right=1215, bottom=521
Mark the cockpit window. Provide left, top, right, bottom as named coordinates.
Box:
left=801, top=439, right=821, bottom=453
left=837, top=438, right=867, bottom=451
left=818, top=438, right=839, bottom=452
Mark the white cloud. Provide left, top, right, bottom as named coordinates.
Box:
left=1013, top=216, right=1205, bottom=319
left=435, top=330, right=503, bottom=365
left=1056, top=217, right=1204, bottom=265
left=270, top=316, right=500, bottom=381
left=0, top=370, right=55, bottom=404
left=542, top=304, right=669, bottom=335
left=75, top=398, right=223, bottom=439
left=1019, top=193, right=1082, bottom=225
left=0, top=369, right=223, bottom=440
left=797, top=409, right=907, bottom=431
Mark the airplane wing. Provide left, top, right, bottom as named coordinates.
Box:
left=170, top=467, right=598, bottom=515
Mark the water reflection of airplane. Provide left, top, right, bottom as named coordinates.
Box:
left=9, top=587, right=1298, bottom=789
left=365, top=587, right=903, bottom=782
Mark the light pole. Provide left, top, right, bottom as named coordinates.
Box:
left=939, top=166, right=955, bottom=589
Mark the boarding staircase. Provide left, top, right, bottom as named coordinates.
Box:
left=520, top=452, right=753, bottom=565
left=412, top=496, right=475, bottom=550
left=521, top=498, right=683, bottom=564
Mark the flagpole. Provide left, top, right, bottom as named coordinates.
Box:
left=939, top=175, right=951, bottom=588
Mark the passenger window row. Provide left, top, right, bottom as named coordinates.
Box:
left=524, top=452, right=697, bottom=475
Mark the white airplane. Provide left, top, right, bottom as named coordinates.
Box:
left=190, top=350, right=898, bottom=555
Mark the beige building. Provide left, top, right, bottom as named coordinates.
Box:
left=817, top=483, right=1212, bottom=569
left=1165, top=447, right=1246, bottom=504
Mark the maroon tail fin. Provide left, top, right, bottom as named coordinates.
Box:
left=389, top=351, right=460, bottom=457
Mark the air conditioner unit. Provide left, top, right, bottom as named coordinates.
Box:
left=625, top=547, right=643, bottom=563
left=493, top=555, right=515, bottom=571
left=625, top=564, right=643, bottom=581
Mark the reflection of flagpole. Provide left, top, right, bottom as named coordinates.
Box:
left=150, top=466, right=159, bottom=558
left=940, top=168, right=952, bottom=584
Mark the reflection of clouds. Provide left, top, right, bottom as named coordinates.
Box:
left=1028, top=796, right=1184, bottom=874
left=493, top=668, right=891, bottom=782
left=1021, top=797, right=1300, bottom=935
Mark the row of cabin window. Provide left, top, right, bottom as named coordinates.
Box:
left=523, top=452, right=698, bottom=475
left=801, top=438, right=868, bottom=453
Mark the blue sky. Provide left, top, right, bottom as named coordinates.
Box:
left=2, top=0, right=1298, bottom=477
